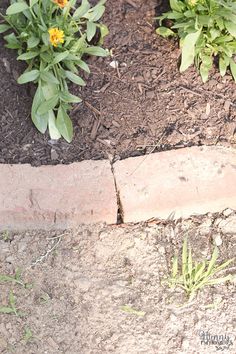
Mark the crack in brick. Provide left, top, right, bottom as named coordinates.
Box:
left=109, top=160, right=124, bottom=224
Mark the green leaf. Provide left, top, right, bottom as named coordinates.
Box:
left=9, top=290, right=16, bottom=308
left=52, top=51, right=69, bottom=64
left=31, top=86, right=48, bottom=133
left=87, top=21, right=97, bottom=41
left=84, top=46, right=108, bottom=57
left=199, top=54, right=213, bottom=83
left=17, top=70, right=40, bottom=84
left=0, top=307, right=15, bottom=314
left=156, top=27, right=176, bottom=38
left=37, top=95, right=59, bottom=115
left=182, top=238, right=188, bottom=276
left=41, top=81, right=58, bottom=99
left=121, top=305, right=146, bottom=317
left=65, top=71, right=86, bottom=86
left=6, top=2, right=29, bottom=15
left=4, top=33, right=20, bottom=49
left=205, top=247, right=218, bottom=277
left=30, top=0, right=38, bottom=7
left=0, top=274, right=24, bottom=286
left=206, top=274, right=232, bottom=286
left=17, top=51, right=39, bottom=60
left=214, top=258, right=234, bottom=273
left=0, top=24, right=11, bottom=34
left=85, top=5, right=105, bottom=21
left=180, top=30, right=201, bottom=72
left=98, top=23, right=109, bottom=44
left=60, top=91, right=82, bottom=103
left=169, top=0, right=184, bottom=12
left=194, top=262, right=206, bottom=282
left=77, top=59, right=90, bottom=73
left=73, top=0, right=90, bottom=18
left=40, top=71, right=60, bottom=84
left=219, top=56, right=229, bottom=76
left=48, top=110, right=61, bottom=140
left=230, top=59, right=236, bottom=81
left=42, top=32, right=49, bottom=46
left=188, top=248, right=193, bottom=277
left=225, top=21, right=236, bottom=37
left=56, top=106, right=73, bottom=143
left=27, top=36, right=40, bottom=48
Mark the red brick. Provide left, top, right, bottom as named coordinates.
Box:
left=113, top=146, right=236, bottom=222
left=0, top=161, right=117, bottom=230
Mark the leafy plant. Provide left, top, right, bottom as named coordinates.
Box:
left=156, top=0, right=236, bottom=82
left=165, top=238, right=234, bottom=300
left=22, top=327, right=34, bottom=343
left=0, top=0, right=109, bottom=142
left=0, top=269, right=31, bottom=288
left=0, top=290, right=23, bottom=316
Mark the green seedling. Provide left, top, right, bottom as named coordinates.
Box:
left=1, top=230, right=10, bottom=241
left=0, top=290, right=23, bottom=316
left=39, top=292, right=51, bottom=304
left=165, top=238, right=234, bottom=301
left=121, top=305, right=146, bottom=317
left=22, top=327, right=33, bottom=343
left=0, top=269, right=30, bottom=288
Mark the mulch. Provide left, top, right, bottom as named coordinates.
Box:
left=0, top=0, right=236, bottom=166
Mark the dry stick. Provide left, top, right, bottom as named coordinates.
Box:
left=91, top=118, right=101, bottom=140
left=30, top=237, right=62, bottom=267
left=84, top=100, right=101, bottom=116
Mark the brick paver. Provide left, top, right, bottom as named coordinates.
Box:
left=0, top=161, right=117, bottom=230
left=113, top=146, right=236, bottom=223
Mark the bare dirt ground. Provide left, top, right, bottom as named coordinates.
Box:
left=0, top=211, right=236, bottom=354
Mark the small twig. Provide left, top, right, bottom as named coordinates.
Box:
left=90, top=118, right=101, bottom=140
left=84, top=100, right=101, bottom=116
left=30, top=237, right=62, bottom=267
left=178, top=85, right=202, bottom=97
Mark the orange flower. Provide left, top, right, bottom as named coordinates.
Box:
left=48, top=28, right=65, bottom=47
left=53, top=0, right=68, bottom=8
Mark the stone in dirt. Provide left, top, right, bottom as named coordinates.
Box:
left=218, top=215, right=236, bottom=234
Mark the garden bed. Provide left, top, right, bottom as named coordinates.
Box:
left=0, top=0, right=236, bottom=166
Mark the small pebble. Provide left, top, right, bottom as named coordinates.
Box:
left=223, top=208, right=234, bottom=217
left=51, top=148, right=59, bottom=160
left=213, top=234, right=222, bottom=247
left=109, top=60, right=119, bottom=69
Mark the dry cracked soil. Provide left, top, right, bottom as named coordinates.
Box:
left=0, top=211, right=236, bottom=354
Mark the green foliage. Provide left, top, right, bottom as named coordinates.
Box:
left=121, top=305, right=146, bottom=317
left=156, top=0, right=236, bottom=82
left=0, top=0, right=109, bottom=142
left=0, top=290, right=23, bottom=316
left=22, top=327, right=33, bottom=343
left=165, top=238, right=234, bottom=300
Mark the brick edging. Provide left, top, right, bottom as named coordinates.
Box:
left=113, top=145, right=236, bottom=223
left=0, top=145, right=236, bottom=230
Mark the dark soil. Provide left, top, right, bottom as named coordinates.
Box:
left=0, top=0, right=236, bottom=166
